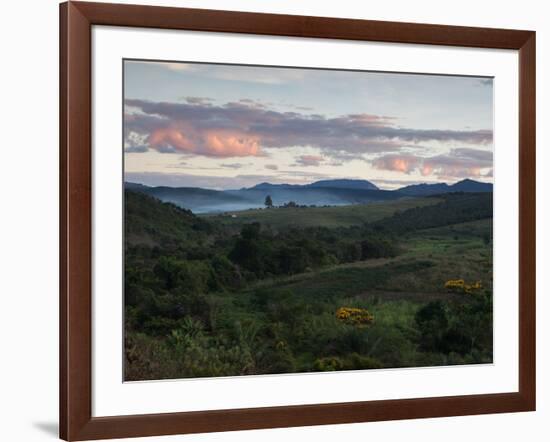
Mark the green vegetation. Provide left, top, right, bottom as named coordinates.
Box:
left=125, top=191, right=493, bottom=381
left=206, top=197, right=441, bottom=230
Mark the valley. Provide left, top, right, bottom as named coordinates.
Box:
left=124, top=185, right=493, bottom=380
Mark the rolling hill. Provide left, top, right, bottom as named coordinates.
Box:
left=124, top=190, right=211, bottom=247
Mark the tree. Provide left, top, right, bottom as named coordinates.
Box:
left=277, top=246, right=309, bottom=274
left=264, top=195, right=273, bottom=208
left=229, top=223, right=265, bottom=274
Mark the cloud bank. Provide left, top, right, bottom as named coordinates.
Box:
left=125, top=98, right=492, bottom=160
left=372, top=147, right=493, bottom=179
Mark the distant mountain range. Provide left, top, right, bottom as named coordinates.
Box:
left=396, top=179, right=493, bottom=196
left=125, top=178, right=492, bottom=214
left=247, top=178, right=379, bottom=192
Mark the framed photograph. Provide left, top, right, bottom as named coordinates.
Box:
left=60, top=1, right=536, bottom=440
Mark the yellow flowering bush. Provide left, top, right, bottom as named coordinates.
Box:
left=336, top=307, right=374, bottom=327
left=464, top=280, right=483, bottom=294
left=445, top=279, right=483, bottom=294
left=445, top=279, right=465, bottom=292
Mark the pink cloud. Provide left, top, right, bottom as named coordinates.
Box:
left=294, top=155, right=325, bottom=167
left=372, top=148, right=492, bottom=180
left=422, top=160, right=482, bottom=179
left=202, top=131, right=260, bottom=157
left=147, top=123, right=261, bottom=157
left=372, top=154, right=420, bottom=174
left=421, top=164, right=433, bottom=176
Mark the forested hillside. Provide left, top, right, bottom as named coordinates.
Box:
left=125, top=190, right=493, bottom=380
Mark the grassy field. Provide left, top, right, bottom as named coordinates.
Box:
left=236, top=218, right=492, bottom=300
left=205, top=197, right=441, bottom=230
left=389, top=218, right=493, bottom=293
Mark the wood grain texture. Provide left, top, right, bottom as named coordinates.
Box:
left=75, top=392, right=530, bottom=440
left=518, top=34, right=536, bottom=409
left=59, top=1, right=536, bottom=440
left=59, top=2, right=92, bottom=440
left=75, top=1, right=531, bottom=49
left=59, top=4, right=68, bottom=438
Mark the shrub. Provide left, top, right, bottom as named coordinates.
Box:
left=314, top=357, right=344, bottom=371
left=153, top=256, right=210, bottom=293
left=336, top=307, right=374, bottom=327
left=360, top=238, right=398, bottom=260
left=344, top=353, right=383, bottom=370
left=445, top=279, right=483, bottom=294
left=209, top=255, right=243, bottom=291
left=415, top=301, right=449, bottom=352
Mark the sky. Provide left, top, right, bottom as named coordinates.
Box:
left=124, top=60, right=493, bottom=190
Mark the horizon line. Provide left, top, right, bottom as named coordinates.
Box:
left=124, top=176, right=493, bottom=192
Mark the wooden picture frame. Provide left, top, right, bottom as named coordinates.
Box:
left=60, top=1, right=536, bottom=440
